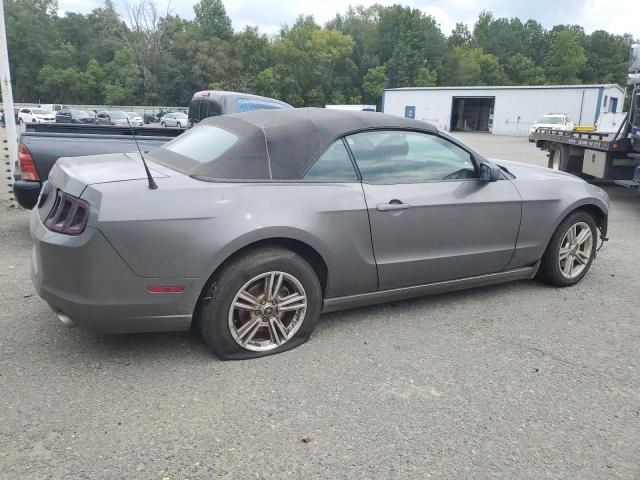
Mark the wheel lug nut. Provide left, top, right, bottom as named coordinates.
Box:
left=255, top=311, right=260, bottom=315
left=272, top=300, right=277, bottom=304
left=261, top=300, right=266, bottom=305
left=262, top=317, right=268, bottom=322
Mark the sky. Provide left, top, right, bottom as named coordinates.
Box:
left=58, top=0, right=639, bottom=40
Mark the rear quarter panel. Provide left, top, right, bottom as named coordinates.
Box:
left=83, top=177, right=378, bottom=299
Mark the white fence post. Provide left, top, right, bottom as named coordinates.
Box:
left=0, top=0, right=17, bottom=206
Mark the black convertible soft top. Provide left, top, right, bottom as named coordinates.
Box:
left=155, top=107, right=437, bottom=181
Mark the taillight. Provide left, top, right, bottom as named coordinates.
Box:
left=19, top=143, right=40, bottom=181
left=44, top=191, right=89, bottom=235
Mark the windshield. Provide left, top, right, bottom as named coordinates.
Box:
left=174, top=112, right=187, bottom=118
left=126, top=112, right=139, bottom=117
left=32, top=108, right=49, bottom=114
left=109, top=111, right=128, bottom=119
left=536, top=115, right=564, bottom=124
left=71, top=109, right=91, bottom=117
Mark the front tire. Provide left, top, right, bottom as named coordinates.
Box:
left=161, top=121, right=166, bottom=127
left=177, top=122, right=182, bottom=128
left=198, top=247, right=322, bottom=360
left=537, top=210, right=598, bottom=287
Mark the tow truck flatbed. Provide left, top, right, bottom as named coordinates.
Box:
left=533, top=128, right=631, bottom=152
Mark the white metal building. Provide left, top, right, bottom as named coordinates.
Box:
left=382, top=84, right=625, bottom=136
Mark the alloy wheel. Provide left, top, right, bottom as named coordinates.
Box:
left=558, top=221, right=593, bottom=279
left=228, top=271, right=307, bottom=352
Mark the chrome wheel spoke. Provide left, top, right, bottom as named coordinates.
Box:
left=576, top=251, right=590, bottom=265
left=559, top=247, right=571, bottom=261
left=266, top=272, right=284, bottom=301
left=273, top=316, right=289, bottom=339
left=562, top=257, right=573, bottom=276
left=234, top=290, right=260, bottom=311
left=236, top=317, right=262, bottom=345
left=576, top=227, right=592, bottom=246
left=278, top=293, right=306, bottom=312
left=568, top=225, right=577, bottom=243
left=268, top=318, right=283, bottom=346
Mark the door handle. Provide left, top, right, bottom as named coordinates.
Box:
left=377, top=201, right=410, bottom=212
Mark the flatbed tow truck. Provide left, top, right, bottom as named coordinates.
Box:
left=532, top=45, right=640, bottom=192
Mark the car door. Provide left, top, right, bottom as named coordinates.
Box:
left=346, top=129, right=522, bottom=290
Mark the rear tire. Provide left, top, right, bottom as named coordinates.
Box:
left=536, top=210, right=598, bottom=287
left=198, top=247, right=322, bottom=360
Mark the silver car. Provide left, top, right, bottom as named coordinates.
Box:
left=96, top=110, right=131, bottom=126
left=126, top=112, right=144, bottom=126
left=161, top=112, right=187, bottom=128
left=30, top=109, right=609, bottom=359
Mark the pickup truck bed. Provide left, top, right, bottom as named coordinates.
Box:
left=15, top=124, right=183, bottom=209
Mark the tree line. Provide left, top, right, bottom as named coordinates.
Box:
left=5, top=0, right=636, bottom=108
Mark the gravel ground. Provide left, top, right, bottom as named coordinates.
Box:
left=1, top=135, right=639, bottom=479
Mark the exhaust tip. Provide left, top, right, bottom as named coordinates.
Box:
left=57, top=312, right=75, bottom=328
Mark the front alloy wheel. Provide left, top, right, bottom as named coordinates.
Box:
left=558, top=221, right=593, bottom=279
left=537, top=210, right=598, bottom=287
left=229, top=271, right=307, bottom=352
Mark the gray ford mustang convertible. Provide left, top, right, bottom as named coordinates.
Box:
left=31, top=108, right=609, bottom=359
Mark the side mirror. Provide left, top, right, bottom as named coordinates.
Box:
left=479, top=162, right=501, bottom=182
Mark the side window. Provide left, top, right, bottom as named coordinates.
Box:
left=346, top=130, right=477, bottom=184
left=303, top=140, right=358, bottom=182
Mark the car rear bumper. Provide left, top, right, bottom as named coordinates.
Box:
left=14, top=180, right=41, bottom=209
left=30, top=209, right=200, bottom=334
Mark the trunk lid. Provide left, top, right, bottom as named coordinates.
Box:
left=49, top=152, right=171, bottom=197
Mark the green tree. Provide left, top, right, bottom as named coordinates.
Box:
left=194, top=0, right=233, bottom=40
left=545, top=29, right=587, bottom=84
left=583, top=31, right=631, bottom=85
left=448, top=23, right=473, bottom=47
left=260, top=16, right=355, bottom=106
left=505, top=53, right=546, bottom=85
left=378, top=5, right=446, bottom=87
left=103, top=49, right=139, bottom=104
left=363, top=65, right=388, bottom=104
left=415, top=67, right=437, bottom=87
left=326, top=5, right=381, bottom=101
left=5, top=0, right=59, bottom=101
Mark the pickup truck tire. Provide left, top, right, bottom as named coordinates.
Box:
left=537, top=210, right=597, bottom=287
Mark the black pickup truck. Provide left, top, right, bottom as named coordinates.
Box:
left=14, top=123, right=183, bottom=209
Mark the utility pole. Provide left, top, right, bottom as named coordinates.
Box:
left=0, top=0, right=17, bottom=206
